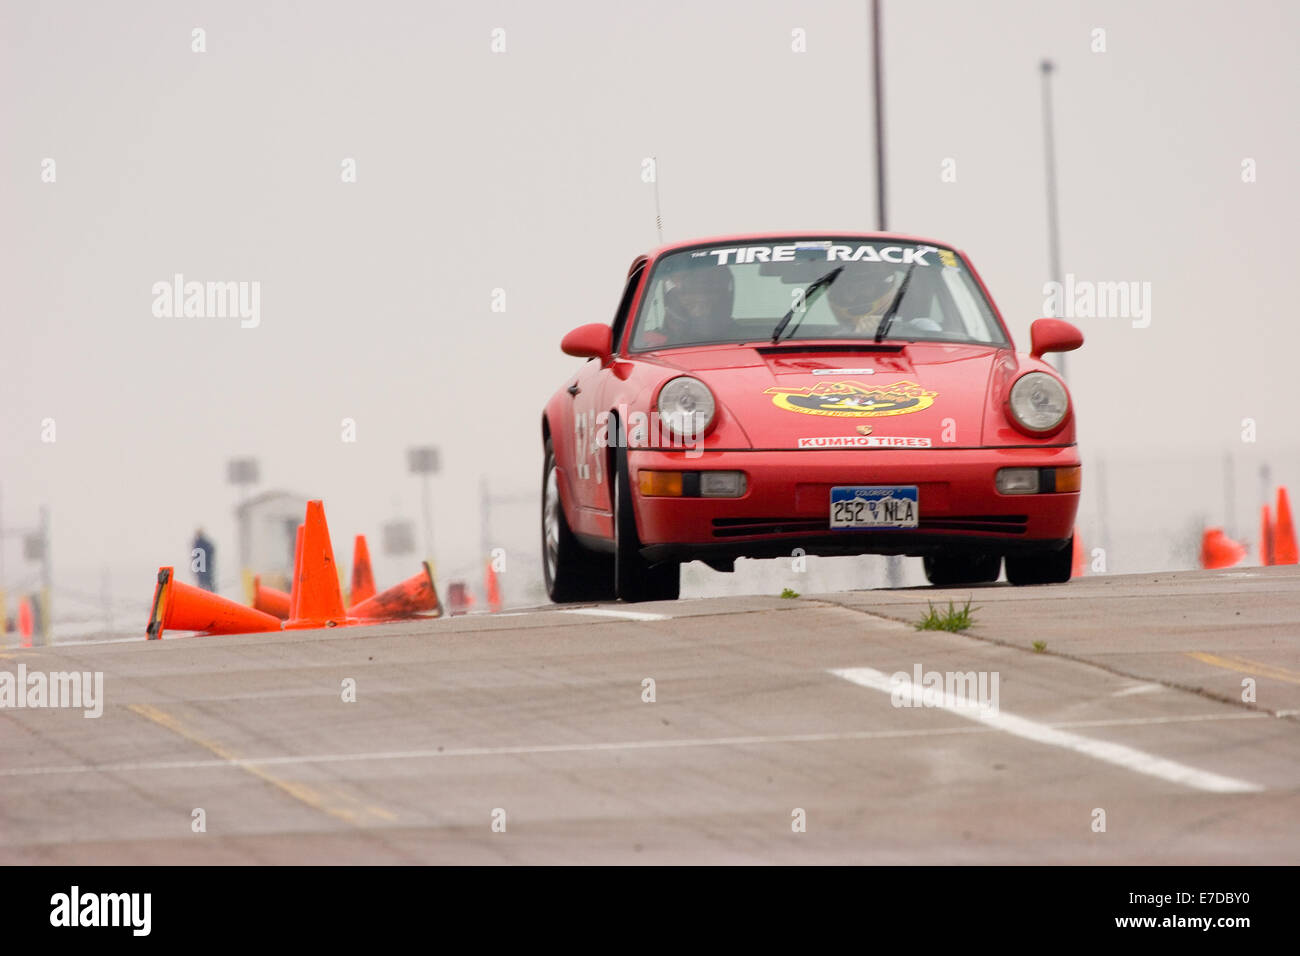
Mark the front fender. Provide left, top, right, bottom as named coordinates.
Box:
left=980, top=352, right=1077, bottom=447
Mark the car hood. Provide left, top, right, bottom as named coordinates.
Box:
left=646, top=342, right=1003, bottom=449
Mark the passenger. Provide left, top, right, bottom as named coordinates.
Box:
left=826, top=263, right=902, bottom=335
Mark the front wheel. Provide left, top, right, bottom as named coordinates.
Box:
left=1004, top=538, right=1074, bottom=586
left=922, top=551, right=1001, bottom=587
left=542, top=439, right=615, bottom=603
left=613, top=435, right=680, bottom=603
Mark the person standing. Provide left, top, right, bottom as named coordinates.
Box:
left=192, top=528, right=216, bottom=592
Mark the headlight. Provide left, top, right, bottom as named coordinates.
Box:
left=657, top=376, right=716, bottom=438
left=1008, top=372, right=1069, bottom=433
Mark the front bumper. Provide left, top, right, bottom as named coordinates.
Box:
left=630, top=446, right=1080, bottom=562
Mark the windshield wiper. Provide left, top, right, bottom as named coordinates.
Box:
left=770, top=267, right=843, bottom=344
left=874, top=264, right=916, bottom=343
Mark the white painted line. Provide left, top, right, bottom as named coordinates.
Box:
left=48, top=635, right=152, bottom=647
left=0, top=727, right=993, bottom=777
left=559, top=607, right=671, bottom=622
left=1111, top=682, right=1165, bottom=697
left=0, top=711, right=1266, bottom=779
left=829, top=667, right=1264, bottom=794
left=1058, top=713, right=1263, bottom=729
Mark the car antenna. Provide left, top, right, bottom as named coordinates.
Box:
left=651, top=154, right=665, bottom=244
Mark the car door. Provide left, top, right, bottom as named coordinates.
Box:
left=565, top=352, right=606, bottom=518
left=566, top=259, right=648, bottom=524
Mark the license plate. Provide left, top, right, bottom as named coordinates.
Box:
left=830, top=485, right=919, bottom=529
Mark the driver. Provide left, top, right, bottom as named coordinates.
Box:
left=655, top=262, right=735, bottom=345
left=826, top=263, right=900, bottom=335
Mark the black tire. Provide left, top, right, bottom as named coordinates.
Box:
left=923, top=551, right=1002, bottom=587
left=1004, top=537, right=1074, bottom=586
left=613, top=430, right=680, bottom=603
left=542, top=438, right=615, bottom=603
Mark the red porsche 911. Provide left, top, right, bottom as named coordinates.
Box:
left=541, top=232, right=1083, bottom=602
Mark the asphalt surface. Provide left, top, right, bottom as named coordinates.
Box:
left=2, top=567, right=1298, bottom=864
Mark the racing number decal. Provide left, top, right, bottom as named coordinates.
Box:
left=764, top=380, right=938, bottom=418
left=573, top=409, right=604, bottom=485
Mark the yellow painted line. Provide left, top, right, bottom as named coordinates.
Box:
left=1188, top=652, right=1300, bottom=686
left=128, top=703, right=394, bottom=826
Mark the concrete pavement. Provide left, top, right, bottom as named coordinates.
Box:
left=1, top=568, right=1297, bottom=863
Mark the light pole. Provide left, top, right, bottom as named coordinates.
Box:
left=871, top=0, right=903, bottom=589
left=39, top=506, right=50, bottom=644
left=226, top=457, right=260, bottom=568
left=1040, top=59, right=1066, bottom=380
left=407, top=446, right=441, bottom=568
left=871, top=0, right=888, bottom=231
left=21, top=508, right=51, bottom=645
left=227, top=457, right=259, bottom=599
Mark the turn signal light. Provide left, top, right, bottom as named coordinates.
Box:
left=1054, top=466, right=1082, bottom=493
left=639, top=471, right=684, bottom=497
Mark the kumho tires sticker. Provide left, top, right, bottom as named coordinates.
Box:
left=797, top=435, right=932, bottom=448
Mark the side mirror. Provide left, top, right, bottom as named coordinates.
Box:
left=1030, top=318, right=1084, bottom=360
left=561, top=323, right=613, bottom=361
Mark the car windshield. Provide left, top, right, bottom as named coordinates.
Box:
left=629, top=239, right=1009, bottom=351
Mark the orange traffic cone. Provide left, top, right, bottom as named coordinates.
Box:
left=1200, top=528, right=1246, bottom=570
left=252, top=574, right=292, bottom=620
left=350, top=534, right=376, bottom=606
left=17, top=597, right=33, bottom=647
left=289, top=523, right=305, bottom=620
left=352, top=561, right=443, bottom=621
left=1070, top=530, right=1085, bottom=578
left=1275, top=487, right=1298, bottom=565
left=485, top=560, right=502, bottom=612
left=1260, top=505, right=1275, bottom=566
left=284, top=501, right=350, bottom=630
left=146, top=567, right=282, bottom=640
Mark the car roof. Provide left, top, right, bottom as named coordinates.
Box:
left=640, top=230, right=963, bottom=262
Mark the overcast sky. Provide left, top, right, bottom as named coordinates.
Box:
left=2, top=0, right=1297, bottom=620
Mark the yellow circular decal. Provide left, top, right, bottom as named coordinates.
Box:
left=764, top=380, right=937, bottom=418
